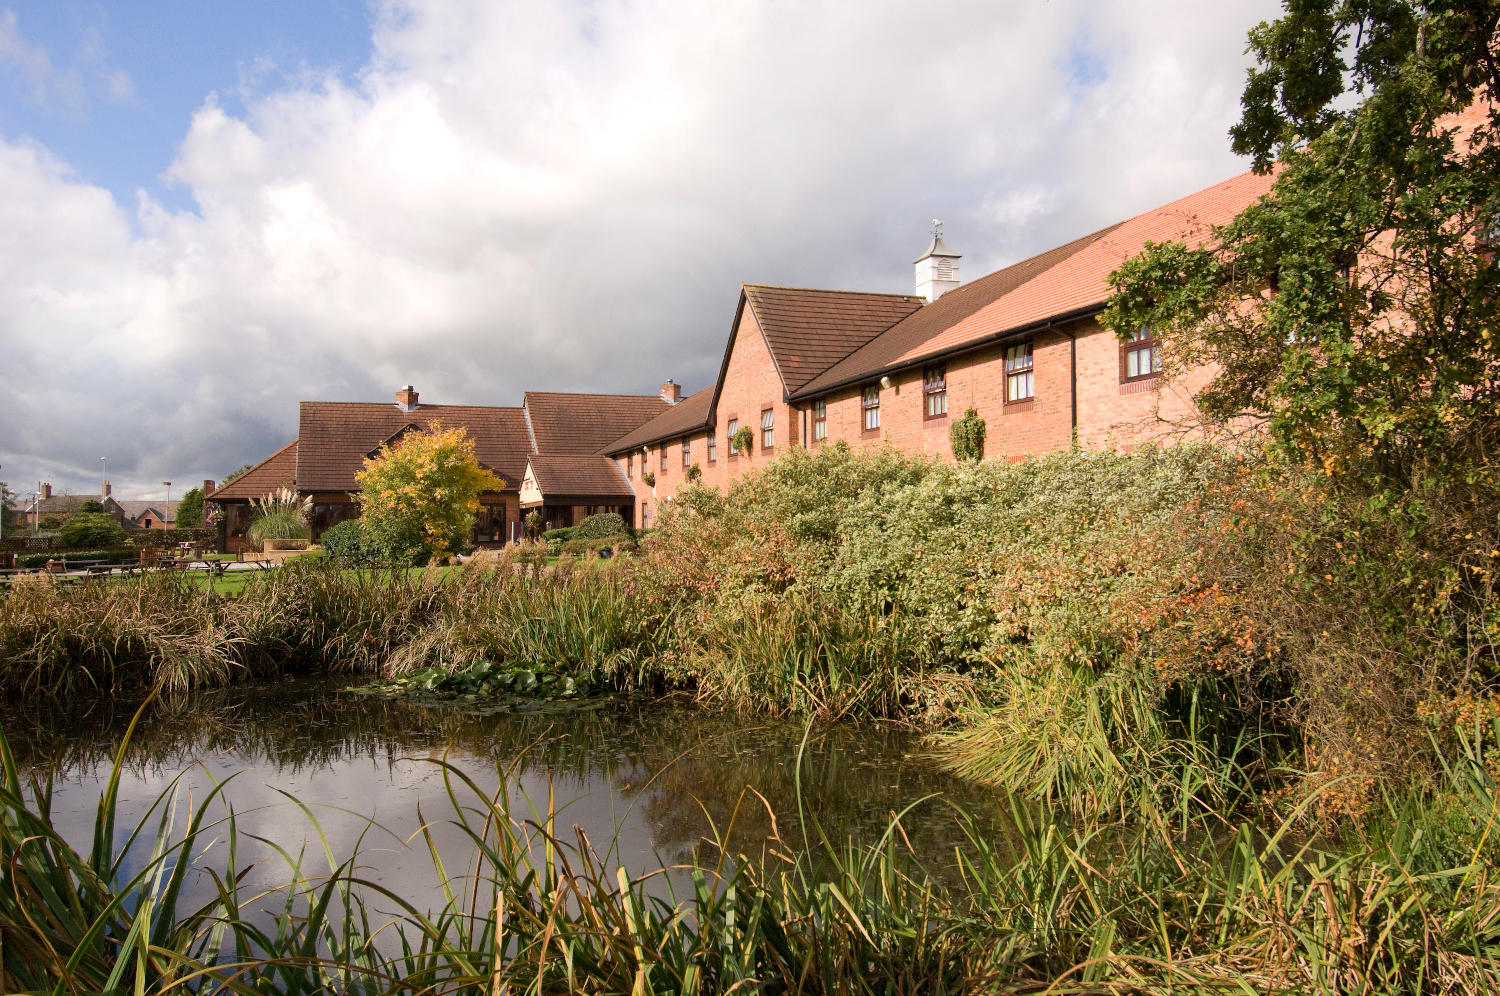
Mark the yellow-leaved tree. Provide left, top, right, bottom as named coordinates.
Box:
left=355, top=422, right=505, bottom=564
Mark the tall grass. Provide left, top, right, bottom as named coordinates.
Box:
left=5, top=705, right=1499, bottom=993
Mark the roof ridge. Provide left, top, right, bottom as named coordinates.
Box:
left=743, top=282, right=922, bottom=300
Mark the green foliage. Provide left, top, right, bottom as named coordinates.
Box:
left=317, top=518, right=371, bottom=566
left=685, top=462, right=703, bottom=483
left=358, top=658, right=593, bottom=709
left=1105, top=1, right=1500, bottom=494
left=174, top=487, right=204, bottom=528
left=949, top=406, right=986, bottom=461
left=574, top=512, right=627, bottom=541
left=220, top=462, right=253, bottom=485
left=641, top=469, right=655, bottom=487
left=59, top=512, right=126, bottom=549
left=730, top=425, right=754, bottom=456
left=356, top=423, right=506, bottom=564
left=36, top=516, right=62, bottom=531
left=75, top=499, right=104, bottom=515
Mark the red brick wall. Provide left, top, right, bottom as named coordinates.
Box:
left=621, top=311, right=1217, bottom=513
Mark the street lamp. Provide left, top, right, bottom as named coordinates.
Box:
left=163, top=482, right=172, bottom=525
left=100, top=456, right=106, bottom=490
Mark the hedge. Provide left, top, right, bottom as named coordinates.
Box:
left=14, top=548, right=139, bottom=569
left=0, top=527, right=214, bottom=555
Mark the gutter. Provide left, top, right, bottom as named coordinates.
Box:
left=786, top=302, right=1105, bottom=403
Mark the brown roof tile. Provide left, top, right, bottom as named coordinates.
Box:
left=296, top=403, right=530, bottom=493
left=523, top=391, right=670, bottom=455
left=792, top=170, right=1278, bottom=398
left=208, top=439, right=299, bottom=501
left=742, top=285, right=924, bottom=394
left=525, top=455, right=635, bottom=500
left=603, top=386, right=713, bottom=454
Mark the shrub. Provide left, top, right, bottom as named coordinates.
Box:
left=60, top=512, right=127, bottom=549
left=14, top=549, right=136, bottom=569
left=76, top=499, right=105, bottom=515
left=730, top=425, right=754, bottom=456
left=685, top=463, right=702, bottom=483
left=949, top=407, right=986, bottom=461
left=247, top=488, right=311, bottom=547
left=318, top=519, right=371, bottom=566
left=559, top=536, right=637, bottom=557
left=37, top=516, right=62, bottom=531
left=574, top=512, right=627, bottom=541
left=542, top=527, right=576, bottom=543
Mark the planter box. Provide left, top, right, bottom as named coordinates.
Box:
left=262, top=538, right=310, bottom=552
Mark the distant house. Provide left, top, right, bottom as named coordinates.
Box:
left=21, top=483, right=129, bottom=531
left=115, top=500, right=179, bottom=530
left=210, top=385, right=669, bottom=550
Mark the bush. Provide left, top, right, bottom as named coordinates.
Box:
left=76, top=499, right=105, bottom=515
left=14, top=548, right=137, bottom=569
left=60, top=513, right=127, bottom=549
left=574, top=513, right=627, bottom=541
left=175, top=488, right=205, bottom=528
left=126, top=528, right=215, bottom=549
left=559, top=536, right=637, bottom=558
left=542, top=527, right=576, bottom=543
left=949, top=407, right=986, bottom=461
left=318, top=520, right=371, bottom=566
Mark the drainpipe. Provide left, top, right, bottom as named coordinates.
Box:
left=1059, top=323, right=1078, bottom=445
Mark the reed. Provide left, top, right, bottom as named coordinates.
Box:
left=5, top=707, right=1499, bottom=993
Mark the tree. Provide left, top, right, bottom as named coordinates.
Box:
left=176, top=487, right=205, bottom=528
left=60, top=512, right=126, bottom=549
left=222, top=463, right=254, bottom=486
left=1103, top=1, right=1500, bottom=491
left=355, top=423, right=505, bottom=563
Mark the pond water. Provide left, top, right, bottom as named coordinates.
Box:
left=2, top=678, right=1007, bottom=915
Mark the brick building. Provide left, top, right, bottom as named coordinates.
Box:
left=604, top=169, right=1276, bottom=517
left=217, top=167, right=1277, bottom=545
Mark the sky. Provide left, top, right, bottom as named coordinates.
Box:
left=0, top=0, right=1283, bottom=504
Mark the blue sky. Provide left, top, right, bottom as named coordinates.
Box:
left=0, top=2, right=371, bottom=210
left=0, top=0, right=1281, bottom=502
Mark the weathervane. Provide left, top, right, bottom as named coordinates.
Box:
left=931, top=219, right=944, bottom=239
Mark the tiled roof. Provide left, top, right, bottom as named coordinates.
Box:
left=792, top=169, right=1278, bottom=398
left=296, top=403, right=530, bottom=493
left=523, top=391, right=671, bottom=455
left=209, top=439, right=299, bottom=501
left=742, top=285, right=924, bottom=394
left=116, top=500, right=179, bottom=523
left=525, top=455, right=635, bottom=499
left=603, top=386, right=713, bottom=454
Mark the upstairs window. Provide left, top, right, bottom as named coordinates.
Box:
left=924, top=365, right=947, bottom=417
left=761, top=409, right=775, bottom=449
left=681, top=436, right=691, bottom=467
left=727, top=418, right=739, bottom=457
left=1005, top=342, right=1034, bottom=401
left=1123, top=326, right=1161, bottom=381
left=626, top=452, right=633, bottom=478
left=707, top=429, right=717, bottom=462
left=813, top=398, right=827, bottom=441
left=862, top=385, right=881, bottom=431
left=660, top=445, right=668, bottom=471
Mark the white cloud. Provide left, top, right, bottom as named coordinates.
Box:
left=0, top=0, right=1281, bottom=500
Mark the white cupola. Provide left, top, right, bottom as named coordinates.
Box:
left=914, top=220, right=961, bottom=302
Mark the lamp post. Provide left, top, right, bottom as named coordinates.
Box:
left=100, top=457, right=106, bottom=491
left=163, top=482, right=172, bottom=526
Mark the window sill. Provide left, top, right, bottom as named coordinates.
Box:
left=1118, top=376, right=1161, bottom=395
left=861, top=427, right=881, bottom=438
left=922, top=411, right=949, bottom=422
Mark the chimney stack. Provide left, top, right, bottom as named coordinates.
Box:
left=102, top=480, right=111, bottom=497
left=41, top=483, right=51, bottom=499
left=395, top=385, right=420, bottom=412
left=660, top=379, right=682, bottom=405
left=203, top=479, right=215, bottom=496
left=914, top=220, right=961, bottom=303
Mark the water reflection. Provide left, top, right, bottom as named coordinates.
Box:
left=2, top=679, right=1006, bottom=905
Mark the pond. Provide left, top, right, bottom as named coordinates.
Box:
left=1, top=678, right=1008, bottom=917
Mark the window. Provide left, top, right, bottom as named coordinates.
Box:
left=923, top=365, right=948, bottom=417
left=1123, top=326, right=1161, bottom=381
left=761, top=408, right=774, bottom=449
left=862, top=385, right=880, bottom=431
left=1005, top=342, right=1034, bottom=402
left=813, top=398, right=827, bottom=441
left=660, top=445, right=668, bottom=471
left=681, top=436, right=691, bottom=467
left=727, top=418, right=739, bottom=457
left=626, top=452, right=633, bottom=478
left=707, top=429, right=717, bottom=462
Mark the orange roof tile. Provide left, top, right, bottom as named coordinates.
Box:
left=208, top=439, right=299, bottom=501
left=523, top=391, right=670, bottom=455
